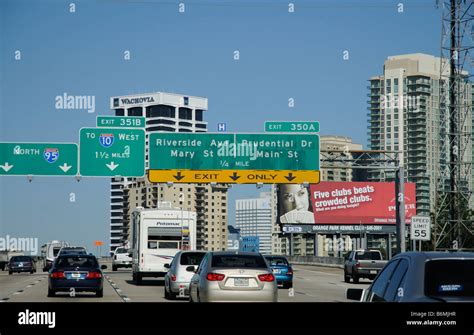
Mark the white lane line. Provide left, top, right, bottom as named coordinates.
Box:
left=104, top=274, right=130, bottom=302
left=294, top=267, right=342, bottom=277
left=1, top=275, right=48, bottom=301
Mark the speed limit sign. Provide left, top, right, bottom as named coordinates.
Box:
left=410, top=216, right=431, bottom=241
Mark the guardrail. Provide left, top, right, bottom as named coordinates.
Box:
left=287, top=256, right=344, bottom=269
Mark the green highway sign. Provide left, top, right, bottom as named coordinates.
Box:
left=149, top=133, right=319, bottom=171
left=79, top=128, right=145, bottom=177
left=97, top=116, right=145, bottom=128
left=265, top=121, right=320, bottom=133
left=0, top=142, right=78, bottom=176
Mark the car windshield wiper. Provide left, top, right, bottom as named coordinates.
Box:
left=426, top=295, right=447, bottom=303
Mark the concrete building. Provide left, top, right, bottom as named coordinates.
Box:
left=227, top=226, right=241, bottom=251
left=367, top=53, right=473, bottom=216
left=235, top=192, right=273, bottom=255
left=320, top=135, right=363, bottom=182
left=108, top=92, right=229, bottom=254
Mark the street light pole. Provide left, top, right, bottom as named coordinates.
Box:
left=395, top=166, right=406, bottom=254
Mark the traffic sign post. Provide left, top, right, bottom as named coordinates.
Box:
left=79, top=128, right=145, bottom=177
left=410, top=216, right=431, bottom=245
left=0, top=142, right=78, bottom=176
left=96, top=116, right=145, bottom=128
left=149, top=133, right=319, bottom=171
left=265, top=121, right=320, bottom=133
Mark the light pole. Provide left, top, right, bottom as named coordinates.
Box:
left=179, top=192, right=184, bottom=250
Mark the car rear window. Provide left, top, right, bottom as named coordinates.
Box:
left=211, top=255, right=267, bottom=268
left=425, top=260, right=474, bottom=297
left=56, top=256, right=98, bottom=268
left=265, top=257, right=289, bottom=266
left=61, top=249, right=86, bottom=254
left=11, top=256, right=32, bottom=262
left=355, top=251, right=382, bottom=260
left=53, top=247, right=61, bottom=256
left=180, top=252, right=205, bottom=266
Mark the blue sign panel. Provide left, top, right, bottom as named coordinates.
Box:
left=240, top=236, right=260, bottom=253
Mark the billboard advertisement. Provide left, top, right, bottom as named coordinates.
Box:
left=277, top=182, right=416, bottom=225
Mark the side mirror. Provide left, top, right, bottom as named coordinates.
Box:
left=101, top=265, right=107, bottom=270
left=128, top=253, right=133, bottom=258
left=186, top=265, right=196, bottom=272
left=164, top=263, right=170, bottom=269
left=346, top=288, right=364, bottom=301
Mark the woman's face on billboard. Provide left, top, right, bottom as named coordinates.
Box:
left=279, top=184, right=310, bottom=213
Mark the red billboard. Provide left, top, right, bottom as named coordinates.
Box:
left=308, top=182, right=417, bottom=224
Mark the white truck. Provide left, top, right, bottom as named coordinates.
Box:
left=41, top=240, right=70, bottom=271
left=130, top=205, right=196, bottom=285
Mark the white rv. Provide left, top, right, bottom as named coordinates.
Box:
left=131, top=205, right=196, bottom=284
left=42, top=240, right=70, bottom=271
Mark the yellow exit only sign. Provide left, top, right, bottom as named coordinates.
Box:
left=148, top=170, right=320, bottom=184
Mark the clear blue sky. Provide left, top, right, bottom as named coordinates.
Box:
left=0, top=0, right=439, bottom=254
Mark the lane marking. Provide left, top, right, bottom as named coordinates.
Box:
left=294, top=266, right=342, bottom=277
left=104, top=274, right=130, bottom=302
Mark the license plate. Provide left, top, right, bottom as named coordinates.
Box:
left=272, top=269, right=281, bottom=274
left=370, top=270, right=377, bottom=274
left=234, top=278, right=249, bottom=287
left=71, top=273, right=81, bottom=278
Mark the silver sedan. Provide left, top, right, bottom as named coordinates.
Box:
left=188, top=251, right=278, bottom=303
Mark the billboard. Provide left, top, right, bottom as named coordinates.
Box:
left=277, top=182, right=416, bottom=225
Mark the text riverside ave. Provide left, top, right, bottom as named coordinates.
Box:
left=149, top=133, right=319, bottom=171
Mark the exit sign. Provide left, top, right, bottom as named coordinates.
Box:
left=265, top=121, right=319, bottom=133
left=97, top=116, right=145, bottom=128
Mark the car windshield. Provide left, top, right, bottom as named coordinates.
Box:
left=265, top=257, right=289, bottom=266
left=211, top=254, right=267, bottom=268
left=355, top=251, right=382, bottom=260
left=11, top=256, right=31, bottom=262
left=180, top=252, right=205, bottom=266
left=116, top=248, right=127, bottom=254
left=56, top=256, right=98, bottom=269
left=425, top=259, right=474, bottom=297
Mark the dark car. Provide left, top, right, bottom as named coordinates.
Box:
left=8, top=256, right=36, bottom=275
left=264, top=256, right=293, bottom=289
left=48, top=255, right=107, bottom=297
left=347, top=251, right=474, bottom=302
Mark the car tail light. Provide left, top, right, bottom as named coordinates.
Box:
left=51, top=271, right=65, bottom=279
left=206, top=273, right=225, bottom=281
left=86, top=271, right=102, bottom=279
left=287, top=268, right=293, bottom=275
left=171, top=274, right=177, bottom=282
left=114, top=255, right=117, bottom=260
left=258, top=273, right=275, bottom=282
left=356, top=262, right=361, bottom=268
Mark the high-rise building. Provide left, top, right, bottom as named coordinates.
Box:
left=235, top=192, right=274, bottom=255
left=108, top=92, right=229, bottom=254
left=367, top=53, right=473, bottom=216
left=320, top=135, right=363, bottom=182
left=227, top=226, right=241, bottom=251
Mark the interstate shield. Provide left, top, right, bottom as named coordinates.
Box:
left=43, top=148, right=59, bottom=163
